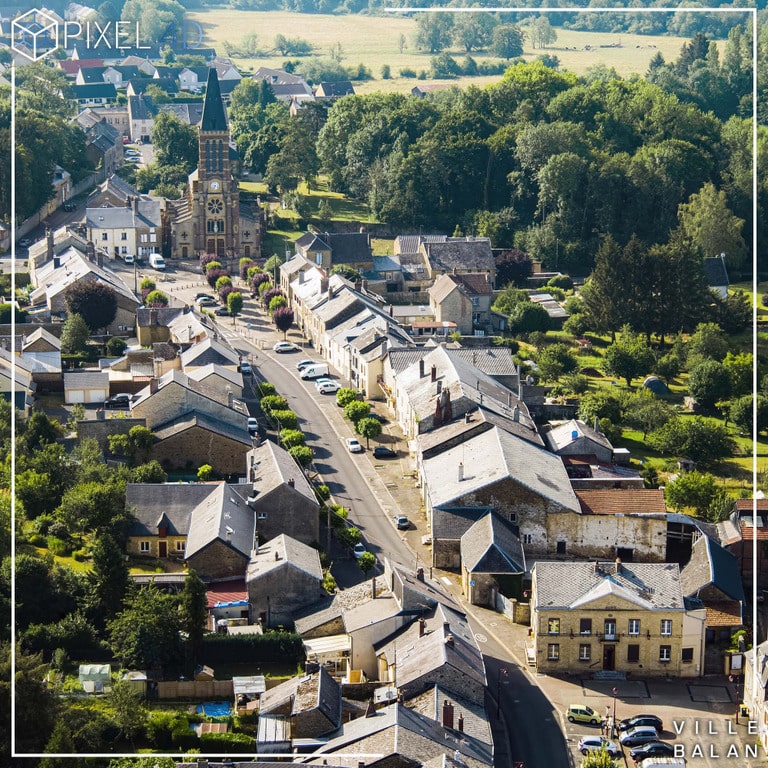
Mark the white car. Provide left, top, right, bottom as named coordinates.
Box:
left=346, top=437, right=363, bottom=453
left=316, top=380, right=340, bottom=394
left=353, top=542, right=366, bottom=559
left=577, top=736, right=620, bottom=757
left=123, top=254, right=135, bottom=265
left=273, top=341, right=298, bottom=353
left=247, top=417, right=259, bottom=435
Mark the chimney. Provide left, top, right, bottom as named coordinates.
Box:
left=125, top=195, right=132, bottom=208
left=53, top=255, right=61, bottom=269
left=418, top=617, right=426, bottom=637
left=464, top=411, right=471, bottom=423
left=416, top=567, right=424, bottom=581
left=364, top=699, right=376, bottom=718
left=431, top=365, right=437, bottom=382
left=615, top=557, right=622, bottom=574
left=354, top=279, right=362, bottom=292
left=445, top=634, right=454, bottom=647
left=320, top=277, right=329, bottom=293
left=362, top=278, right=368, bottom=291
left=275, top=550, right=280, bottom=561
left=328, top=285, right=333, bottom=301
left=287, top=478, right=295, bottom=488
left=97, top=248, right=103, bottom=268
left=443, top=621, right=450, bottom=634
left=436, top=380, right=442, bottom=395
left=442, top=700, right=455, bottom=729
left=594, top=416, right=600, bottom=433
left=46, top=227, right=54, bottom=261
left=149, top=377, right=159, bottom=394
left=519, top=381, right=524, bottom=401
left=389, top=305, right=394, bottom=317
left=513, top=405, right=519, bottom=422
left=419, top=359, right=425, bottom=378
left=458, top=713, right=464, bottom=732
left=372, top=575, right=376, bottom=598
left=458, top=462, right=464, bottom=482
left=86, top=241, right=95, bottom=262
left=299, top=269, right=304, bottom=284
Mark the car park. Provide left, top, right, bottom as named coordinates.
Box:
left=619, top=715, right=663, bottom=734
left=273, top=341, right=298, bottom=353
left=195, top=296, right=217, bottom=307
left=373, top=446, right=397, bottom=459
left=346, top=437, right=363, bottom=453
left=316, top=380, right=339, bottom=394
left=620, top=727, right=661, bottom=747
left=393, top=514, right=409, bottom=530
left=104, top=393, right=132, bottom=409
left=628, top=741, right=676, bottom=761
left=566, top=705, right=602, bottom=725
left=577, top=736, right=620, bottom=758
left=296, top=359, right=313, bottom=370
left=353, top=542, right=366, bottom=559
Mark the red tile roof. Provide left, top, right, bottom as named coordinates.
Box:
left=575, top=489, right=666, bottom=515
left=738, top=521, right=768, bottom=540
left=206, top=580, right=247, bottom=609
left=735, top=499, right=768, bottom=511
left=57, top=59, right=103, bottom=75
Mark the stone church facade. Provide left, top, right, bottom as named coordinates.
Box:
left=166, top=68, right=261, bottom=269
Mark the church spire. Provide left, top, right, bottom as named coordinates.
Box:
left=200, top=68, right=228, bottom=132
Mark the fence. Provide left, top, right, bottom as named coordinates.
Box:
left=156, top=679, right=234, bottom=700
left=494, top=593, right=530, bottom=625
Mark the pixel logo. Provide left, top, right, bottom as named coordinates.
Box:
left=11, top=8, right=59, bottom=61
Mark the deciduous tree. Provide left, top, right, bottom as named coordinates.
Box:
left=60, top=313, right=90, bottom=354
left=356, top=417, right=382, bottom=448
left=64, top=281, right=117, bottom=333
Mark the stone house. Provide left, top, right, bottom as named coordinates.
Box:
left=294, top=231, right=372, bottom=274
left=245, top=441, right=320, bottom=547
left=531, top=560, right=706, bottom=677
left=543, top=419, right=615, bottom=465
left=246, top=534, right=324, bottom=628
left=429, top=273, right=494, bottom=335
left=85, top=196, right=162, bottom=261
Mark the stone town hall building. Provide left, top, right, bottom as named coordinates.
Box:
left=166, top=68, right=261, bottom=268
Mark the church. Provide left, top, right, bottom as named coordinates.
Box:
left=166, top=69, right=261, bottom=268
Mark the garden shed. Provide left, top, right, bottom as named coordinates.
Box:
left=78, top=663, right=111, bottom=693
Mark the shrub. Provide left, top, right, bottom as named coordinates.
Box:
left=256, top=381, right=277, bottom=398
left=400, top=67, right=417, bottom=78
left=106, top=337, right=127, bottom=356
left=72, top=549, right=87, bottom=562
left=270, top=409, right=298, bottom=430
left=27, top=533, right=45, bottom=547
left=279, top=428, right=306, bottom=448
left=46, top=537, right=72, bottom=556
left=547, top=274, right=574, bottom=291
left=171, top=719, right=198, bottom=749
left=289, top=445, right=313, bottom=467
left=260, top=395, right=288, bottom=414
left=202, top=631, right=305, bottom=663
left=381, top=64, right=391, bottom=79
left=200, top=732, right=254, bottom=749
left=316, top=484, right=331, bottom=502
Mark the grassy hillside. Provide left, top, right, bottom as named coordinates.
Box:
left=189, top=10, right=703, bottom=93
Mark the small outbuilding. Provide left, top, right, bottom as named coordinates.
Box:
left=78, top=663, right=112, bottom=693
left=642, top=375, right=670, bottom=395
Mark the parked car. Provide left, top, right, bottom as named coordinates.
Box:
left=195, top=292, right=214, bottom=301
left=247, top=417, right=259, bottom=435
left=628, top=741, right=676, bottom=762
left=240, top=361, right=252, bottom=375
left=393, top=514, right=409, bottom=530
left=566, top=705, right=602, bottom=725
left=213, top=306, right=230, bottom=316
left=346, top=437, right=363, bottom=453
left=353, top=542, right=366, bottom=559
left=373, top=446, right=397, bottom=459
left=577, top=736, right=620, bottom=758
left=123, top=254, right=135, bottom=265
left=18, top=238, right=33, bottom=248
left=273, top=341, right=298, bottom=353
left=296, top=359, right=313, bottom=370
left=104, top=393, right=132, bottom=409
left=620, top=727, right=661, bottom=747
left=195, top=296, right=217, bottom=307
left=619, top=715, right=663, bottom=734
left=316, top=380, right=340, bottom=394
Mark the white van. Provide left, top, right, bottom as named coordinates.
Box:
left=300, top=363, right=330, bottom=380
left=149, top=253, right=166, bottom=270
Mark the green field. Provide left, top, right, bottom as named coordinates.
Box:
left=189, top=10, right=704, bottom=94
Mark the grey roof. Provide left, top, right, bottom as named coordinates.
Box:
left=447, top=347, right=517, bottom=378
left=408, top=685, right=493, bottom=747
left=78, top=67, right=107, bottom=82
left=395, top=234, right=447, bottom=255
left=703, top=256, right=729, bottom=287
left=387, top=559, right=462, bottom=613
left=127, top=94, right=155, bottom=120
left=181, top=336, right=239, bottom=369
left=248, top=441, right=318, bottom=506
left=186, top=482, right=255, bottom=559
left=158, top=102, right=204, bottom=126
left=315, top=81, right=355, bottom=98
left=460, top=512, right=525, bottom=574
left=129, top=78, right=178, bottom=95
left=151, top=411, right=252, bottom=447
left=201, top=68, right=228, bottom=132
left=545, top=419, right=614, bottom=453
left=423, top=426, right=579, bottom=512
left=246, top=534, right=323, bottom=583
left=73, top=83, right=117, bottom=99
left=126, top=482, right=217, bottom=537
left=253, top=67, right=310, bottom=85
left=135, top=306, right=184, bottom=327
left=432, top=506, right=491, bottom=541
left=533, top=561, right=685, bottom=611
left=423, top=238, right=493, bottom=274
left=680, top=535, right=746, bottom=603
left=372, top=255, right=402, bottom=273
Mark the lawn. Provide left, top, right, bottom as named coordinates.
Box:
left=188, top=9, right=704, bottom=95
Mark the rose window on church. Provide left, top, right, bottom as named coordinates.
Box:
left=207, top=198, right=223, bottom=215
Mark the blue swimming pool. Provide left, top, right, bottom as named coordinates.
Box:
left=197, top=701, right=231, bottom=717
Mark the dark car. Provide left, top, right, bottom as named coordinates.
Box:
left=104, top=393, right=132, bottom=409
left=629, top=741, right=676, bottom=762
left=619, top=715, right=663, bottom=734
left=619, top=726, right=660, bottom=747
left=373, top=446, right=397, bottom=459
left=214, top=306, right=230, bottom=316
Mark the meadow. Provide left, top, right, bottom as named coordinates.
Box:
left=188, top=9, right=704, bottom=93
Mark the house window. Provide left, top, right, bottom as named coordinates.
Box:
left=604, top=620, right=616, bottom=640
left=522, top=533, right=533, bottom=545
left=508, top=512, right=517, bottom=523
left=580, top=619, right=592, bottom=635
left=176, top=541, right=184, bottom=552
left=660, top=620, right=672, bottom=636
left=547, top=644, right=559, bottom=661
left=471, top=296, right=479, bottom=306
left=121, top=246, right=127, bottom=254
left=121, top=232, right=127, bottom=240
left=101, top=233, right=108, bottom=240
left=140, top=234, right=148, bottom=243
left=628, top=619, right=641, bottom=636
left=659, top=645, right=671, bottom=662
left=257, top=512, right=267, bottom=520
left=547, top=618, right=560, bottom=635
left=627, top=644, right=640, bottom=663
left=682, top=647, right=694, bottom=663
left=579, top=644, right=591, bottom=661
left=139, top=541, right=149, bottom=552
left=150, top=233, right=156, bottom=242
left=556, top=541, right=566, bottom=555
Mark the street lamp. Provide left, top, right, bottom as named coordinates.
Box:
left=497, top=667, right=508, bottom=718
left=612, top=687, right=618, bottom=737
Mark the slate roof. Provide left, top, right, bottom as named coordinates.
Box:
left=460, top=512, right=525, bottom=574
left=703, top=256, right=729, bottom=287
left=429, top=273, right=465, bottom=305
left=246, top=534, right=323, bottom=583
left=424, top=427, right=577, bottom=511
left=135, top=306, right=183, bottom=328
left=73, top=83, right=117, bottom=99
left=408, top=685, right=492, bottom=747
left=432, top=506, right=492, bottom=541
left=680, top=535, right=746, bottom=604
left=185, top=482, right=256, bottom=559
left=447, top=347, right=517, bottom=378
left=533, top=561, right=685, bottom=611
left=180, top=336, right=239, bottom=369
left=127, top=94, right=155, bottom=119
left=315, top=81, right=354, bottom=98
left=248, top=440, right=318, bottom=506
left=394, top=234, right=447, bottom=255
left=372, top=255, right=402, bottom=273
left=253, top=67, right=308, bottom=86
left=574, top=489, right=666, bottom=516
left=545, top=419, right=614, bottom=453
left=423, top=239, right=494, bottom=274
left=186, top=363, right=243, bottom=390
left=126, top=482, right=217, bottom=537
left=128, top=78, right=178, bottom=95
left=158, top=102, right=204, bottom=126
left=297, top=231, right=371, bottom=264
left=201, top=68, right=228, bottom=132
left=78, top=66, right=107, bottom=83
left=449, top=273, right=493, bottom=296
left=86, top=199, right=161, bottom=229
left=386, top=559, right=462, bottom=613
left=150, top=411, right=252, bottom=447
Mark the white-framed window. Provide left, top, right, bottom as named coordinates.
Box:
left=121, top=246, right=127, bottom=254
left=547, top=643, right=560, bottom=661
left=121, top=232, right=127, bottom=240
left=101, top=232, right=108, bottom=240
left=628, top=619, right=641, bottom=636
left=471, top=296, right=479, bottom=306
left=547, top=618, right=560, bottom=635
left=175, top=540, right=184, bottom=551
left=604, top=620, right=616, bottom=640
left=659, top=645, right=671, bottom=662
left=580, top=618, right=592, bottom=635
left=150, top=233, right=156, bottom=242
left=140, top=234, right=148, bottom=243
left=660, top=619, right=672, bottom=636
left=579, top=644, right=591, bottom=661
left=139, top=541, right=149, bottom=552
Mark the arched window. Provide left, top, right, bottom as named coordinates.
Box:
left=205, top=140, right=210, bottom=173
left=218, top=140, right=223, bottom=172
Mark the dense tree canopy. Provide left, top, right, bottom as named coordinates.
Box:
left=64, top=282, right=118, bottom=333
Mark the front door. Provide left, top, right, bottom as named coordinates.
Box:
left=159, top=541, right=167, bottom=558
left=603, top=645, right=615, bottom=670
